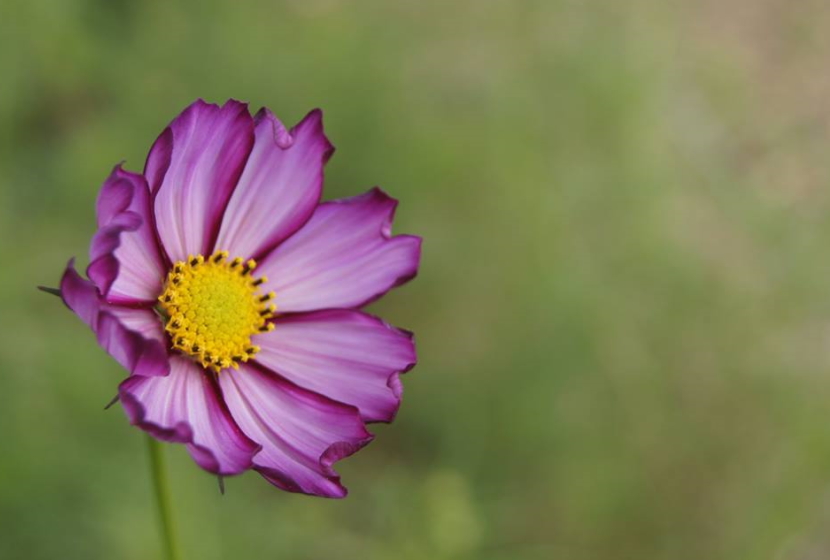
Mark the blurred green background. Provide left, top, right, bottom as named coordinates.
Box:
left=4, top=0, right=830, bottom=558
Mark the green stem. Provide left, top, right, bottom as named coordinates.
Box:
left=146, top=435, right=182, bottom=560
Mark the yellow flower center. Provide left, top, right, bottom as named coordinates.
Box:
left=158, top=250, right=275, bottom=372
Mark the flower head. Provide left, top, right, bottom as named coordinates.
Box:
left=58, top=100, right=421, bottom=497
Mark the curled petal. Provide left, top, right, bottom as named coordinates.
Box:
left=146, top=99, right=255, bottom=262
left=215, top=108, right=333, bottom=261
left=258, top=188, right=422, bottom=312
left=120, top=356, right=260, bottom=475
left=57, top=98, right=423, bottom=497
left=60, top=261, right=168, bottom=377
left=257, top=310, right=416, bottom=422
left=219, top=363, right=373, bottom=498
left=87, top=165, right=165, bottom=304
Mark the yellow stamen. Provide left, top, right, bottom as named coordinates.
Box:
left=158, top=250, right=275, bottom=372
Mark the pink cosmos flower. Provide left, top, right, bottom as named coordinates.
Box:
left=58, top=100, right=421, bottom=497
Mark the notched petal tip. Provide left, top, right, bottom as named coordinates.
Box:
left=258, top=186, right=421, bottom=312
left=261, top=310, right=417, bottom=423
left=252, top=106, right=335, bottom=160
left=360, top=188, right=422, bottom=241
left=293, top=108, right=335, bottom=162
left=256, top=422, right=373, bottom=499
left=255, top=428, right=374, bottom=499
left=254, top=107, right=293, bottom=149
left=363, top=190, right=423, bottom=292
left=221, top=363, right=373, bottom=498
left=318, top=422, right=375, bottom=499
left=223, top=98, right=250, bottom=111
left=382, top=327, right=418, bottom=423
left=216, top=104, right=334, bottom=260
left=320, top=429, right=375, bottom=477
left=185, top=97, right=250, bottom=116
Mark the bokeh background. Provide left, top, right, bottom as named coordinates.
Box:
left=4, top=0, right=830, bottom=558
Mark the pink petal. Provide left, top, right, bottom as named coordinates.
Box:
left=60, top=261, right=168, bottom=377
left=219, top=363, right=373, bottom=498
left=257, top=188, right=422, bottom=312
left=214, top=109, right=333, bottom=261
left=146, top=99, right=255, bottom=262
left=257, top=310, right=416, bottom=422
left=107, top=306, right=166, bottom=343
left=87, top=165, right=166, bottom=304
left=120, top=356, right=260, bottom=475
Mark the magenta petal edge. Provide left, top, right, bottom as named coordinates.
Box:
left=55, top=99, right=421, bottom=497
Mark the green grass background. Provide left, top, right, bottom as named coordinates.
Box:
left=4, top=1, right=830, bottom=558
